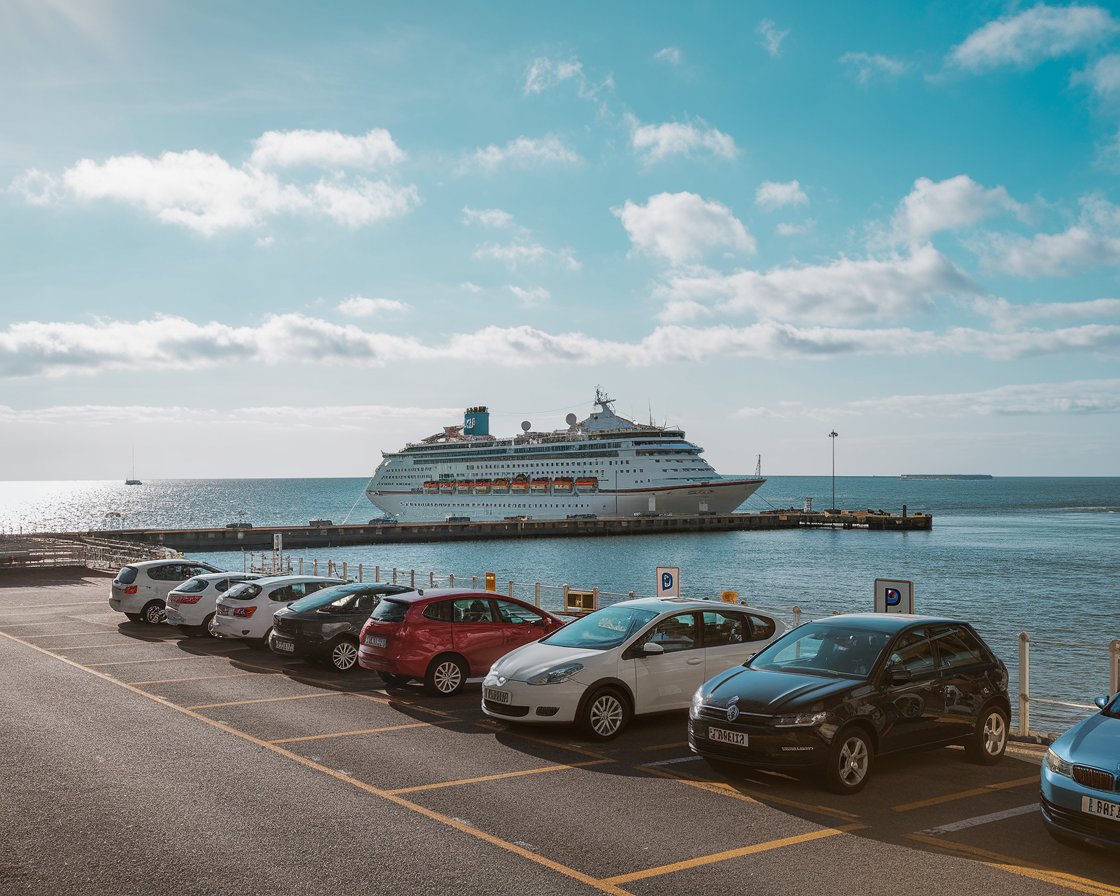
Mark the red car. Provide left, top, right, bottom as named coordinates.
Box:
left=357, top=588, right=564, bottom=696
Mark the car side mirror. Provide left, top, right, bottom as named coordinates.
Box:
left=1095, top=694, right=1111, bottom=710
left=889, top=667, right=912, bottom=685
left=642, top=642, right=665, bottom=656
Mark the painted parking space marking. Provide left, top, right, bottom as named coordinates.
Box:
left=386, top=759, right=614, bottom=795
left=20, top=630, right=123, bottom=639
left=602, top=824, right=865, bottom=885
left=919, top=803, right=1038, bottom=834
left=0, top=619, right=116, bottom=629
left=85, top=655, right=237, bottom=668
left=641, top=755, right=703, bottom=767
left=49, top=641, right=164, bottom=651
left=128, top=671, right=267, bottom=686
left=186, top=692, right=352, bottom=711
left=639, top=740, right=689, bottom=752
left=906, top=833, right=1120, bottom=896
left=0, top=601, right=109, bottom=613
left=271, top=721, right=439, bottom=744
left=892, top=775, right=1038, bottom=812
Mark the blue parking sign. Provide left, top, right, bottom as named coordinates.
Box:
left=656, top=566, right=680, bottom=597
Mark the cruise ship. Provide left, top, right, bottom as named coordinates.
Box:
left=365, top=391, right=765, bottom=522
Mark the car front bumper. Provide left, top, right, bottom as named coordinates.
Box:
left=1040, top=767, right=1120, bottom=850
left=478, top=673, right=583, bottom=724
left=687, top=717, right=827, bottom=770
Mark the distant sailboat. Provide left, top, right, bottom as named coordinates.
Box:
left=125, top=449, right=142, bottom=486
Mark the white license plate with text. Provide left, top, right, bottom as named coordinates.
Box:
left=272, top=639, right=294, bottom=653
left=707, top=727, right=747, bottom=746
left=1083, top=796, right=1120, bottom=819
left=484, top=687, right=511, bottom=704
left=364, top=635, right=387, bottom=648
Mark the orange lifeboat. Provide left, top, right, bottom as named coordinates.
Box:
left=475, top=480, right=491, bottom=493
left=530, top=478, right=550, bottom=492
left=423, top=481, right=439, bottom=493
left=492, top=478, right=510, bottom=493
left=439, top=481, right=454, bottom=494
left=552, top=477, right=574, bottom=491
left=575, top=477, right=598, bottom=490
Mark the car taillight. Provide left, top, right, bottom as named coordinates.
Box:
left=232, top=606, right=256, bottom=618
left=177, top=595, right=202, bottom=604
left=125, top=585, right=138, bottom=595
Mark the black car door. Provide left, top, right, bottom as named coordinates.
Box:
left=876, top=627, right=946, bottom=753
left=930, top=623, right=992, bottom=740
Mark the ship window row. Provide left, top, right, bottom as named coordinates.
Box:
left=398, top=503, right=593, bottom=509
left=463, top=460, right=632, bottom=471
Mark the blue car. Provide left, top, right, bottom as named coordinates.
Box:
left=1041, top=692, right=1120, bottom=850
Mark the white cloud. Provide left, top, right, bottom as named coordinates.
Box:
left=629, top=118, right=738, bottom=164
left=755, top=180, right=808, bottom=210
left=471, top=135, right=581, bottom=171
left=249, top=129, right=405, bottom=170
left=462, top=206, right=518, bottom=229
left=474, top=241, right=580, bottom=271
left=508, top=285, right=550, bottom=306
left=841, top=379, right=1120, bottom=417
left=337, top=296, right=408, bottom=318
left=840, top=52, right=908, bottom=83
left=978, top=194, right=1120, bottom=275
left=891, top=175, right=1023, bottom=245
left=654, top=245, right=980, bottom=324
left=949, top=4, right=1118, bottom=71
left=974, top=296, right=1120, bottom=327
left=1073, top=53, right=1120, bottom=97
left=524, top=57, right=584, bottom=94
left=460, top=281, right=483, bottom=293
left=654, top=47, right=683, bottom=66
left=1, top=313, right=1117, bottom=379
left=13, top=134, right=419, bottom=235
left=777, top=220, right=815, bottom=236
left=613, top=192, right=756, bottom=265
left=756, top=19, right=789, bottom=57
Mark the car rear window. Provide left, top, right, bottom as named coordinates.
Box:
left=370, top=599, right=409, bottom=622
left=116, top=566, right=138, bottom=585
left=178, top=577, right=209, bottom=593
left=224, top=582, right=262, bottom=601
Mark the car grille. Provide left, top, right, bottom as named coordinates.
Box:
left=696, top=704, right=771, bottom=725
left=1043, top=796, right=1120, bottom=841
left=483, top=700, right=530, bottom=717
left=1072, top=765, right=1117, bottom=792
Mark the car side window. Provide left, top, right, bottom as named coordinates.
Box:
left=270, top=585, right=297, bottom=602
left=423, top=600, right=454, bottom=622
left=747, top=614, right=776, bottom=641
left=189, top=566, right=211, bottom=577
left=214, top=579, right=229, bottom=592
left=701, top=611, right=748, bottom=646
left=931, top=625, right=986, bottom=670
left=646, top=613, right=698, bottom=652
left=453, top=598, right=494, bottom=623
left=354, top=594, right=377, bottom=613
left=148, top=564, right=176, bottom=581
left=493, top=600, right=545, bottom=625
left=888, top=628, right=937, bottom=678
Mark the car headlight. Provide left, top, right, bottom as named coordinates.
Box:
left=773, top=711, right=828, bottom=728
left=321, top=622, right=351, bottom=638
left=1045, top=747, right=1073, bottom=777
left=689, top=688, right=704, bottom=719
left=527, top=662, right=583, bottom=685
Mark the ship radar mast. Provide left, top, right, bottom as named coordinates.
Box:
left=594, top=387, right=615, bottom=412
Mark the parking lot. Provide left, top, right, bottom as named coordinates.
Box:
left=1, top=570, right=1117, bottom=896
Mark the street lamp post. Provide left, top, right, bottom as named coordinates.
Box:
left=829, top=431, right=839, bottom=511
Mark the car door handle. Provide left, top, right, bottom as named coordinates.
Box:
left=687, top=657, right=702, bottom=665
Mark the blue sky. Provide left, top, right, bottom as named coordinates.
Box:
left=2, top=0, right=1119, bottom=479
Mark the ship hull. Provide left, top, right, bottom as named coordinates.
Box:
left=367, top=478, right=765, bottom=522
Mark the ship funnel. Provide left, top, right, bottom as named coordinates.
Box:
left=464, top=406, right=489, bottom=437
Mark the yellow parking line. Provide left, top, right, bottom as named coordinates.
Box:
left=640, top=740, right=689, bottom=752
left=86, top=655, right=225, bottom=668
left=892, top=775, right=1038, bottom=812
left=187, top=692, right=350, bottom=711
left=271, top=721, right=439, bottom=744
left=20, top=631, right=117, bottom=639
left=906, top=833, right=1120, bottom=896
left=471, top=720, right=611, bottom=760
left=603, top=824, right=864, bottom=885
left=0, top=628, right=633, bottom=896
left=49, top=642, right=160, bottom=651
left=641, top=764, right=861, bottom=822
left=387, top=759, right=613, bottom=795
left=129, top=671, right=266, bottom=685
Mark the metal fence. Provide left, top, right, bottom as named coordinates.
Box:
left=0, top=535, right=177, bottom=573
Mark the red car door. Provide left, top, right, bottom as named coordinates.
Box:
left=493, top=599, right=554, bottom=651
left=450, top=596, right=507, bottom=676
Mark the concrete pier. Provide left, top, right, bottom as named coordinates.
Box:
left=52, top=509, right=932, bottom=552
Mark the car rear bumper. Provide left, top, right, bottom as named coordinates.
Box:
left=109, top=593, right=146, bottom=614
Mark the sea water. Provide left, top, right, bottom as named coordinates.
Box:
left=2, top=475, right=1117, bottom=732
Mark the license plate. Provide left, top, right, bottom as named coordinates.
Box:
left=1083, top=796, right=1120, bottom=819
left=364, top=635, right=387, bottom=648
left=484, top=687, right=511, bottom=704
left=707, top=727, right=747, bottom=746
left=272, top=638, right=295, bottom=653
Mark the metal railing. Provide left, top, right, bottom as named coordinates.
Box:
left=1014, top=632, right=1120, bottom=737
left=0, top=535, right=178, bottom=573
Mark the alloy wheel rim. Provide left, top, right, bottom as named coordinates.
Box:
left=333, top=642, right=358, bottom=670
left=983, top=713, right=1006, bottom=754
left=590, top=695, right=623, bottom=736
left=434, top=661, right=462, bottom=693
left=206, top=615, right=218, bottom=637
left=145, top=604, right=164, bottom=624
left=838, top=736, right=869, bottom=785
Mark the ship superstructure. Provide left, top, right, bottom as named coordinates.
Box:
left=365, top=391, right=764, bottom=522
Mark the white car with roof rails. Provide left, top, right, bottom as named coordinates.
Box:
left=212, top=575, right=345, bottom=647
left=164, top=572, right=264, bottom=637
left=481, top=597, right=787, bottom=739
left=110, top=559, right=224, bottom=625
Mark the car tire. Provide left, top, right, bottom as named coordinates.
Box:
left=580, top=687, right=632, bottom=740
left=140, top=600, right=165, bottom=625
left=124, top=613, right=143, bottom=623
left=823, top=727, right=873, bottom=794
left=380, top=672, right=411, bottom=687
left=964, top=705, right=1009, bottom=764
left=424, top=654, right=467, bottom=696
left=203, top=613, right=220, bottom=639
left=328, top=637, right=360, bottom=672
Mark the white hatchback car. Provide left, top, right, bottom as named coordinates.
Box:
left=212, top=575, right=344, bottom=647
left=481, top=598, right=787, bottom=739
left=110, top=559, right=223, bottom=625
left=165, top=572, right=263, bottom=637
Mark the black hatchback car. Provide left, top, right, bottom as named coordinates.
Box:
left=688, top=613, right=1010, bottom=793
left=271, top=582, right=411, bottom=671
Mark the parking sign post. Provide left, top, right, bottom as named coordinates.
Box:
left=874, top=578, right=914, bottom=613
left=656, top=567, right=680, bottom=598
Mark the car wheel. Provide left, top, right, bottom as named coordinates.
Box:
left=203, top=613, right=220, bottom=639
left=140, top=600, right=165, bottom=625
left=380, top=672, right=411, bottom=687
left=328, top=637, right=360, bottom=672
left=965, top=705, right=1009, bottom=764
left=424, top=655, right=467, bottom=696
left=580, top=687, right=632, bottom=740
left=124, top=613, right=143, bottom=623
left=823, top=727, right=873, bottom=794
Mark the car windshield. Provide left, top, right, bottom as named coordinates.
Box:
left=369, top=598, right=409, bottom=623
left=176, top=577, right=209, bottom=594
left=748, top=623, right=891, bottom=679
left=542, top=606, right=658, bottom=650
left=287, top=583, right=378, bottom=613
left=115, top=566, right=138, bottom=585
